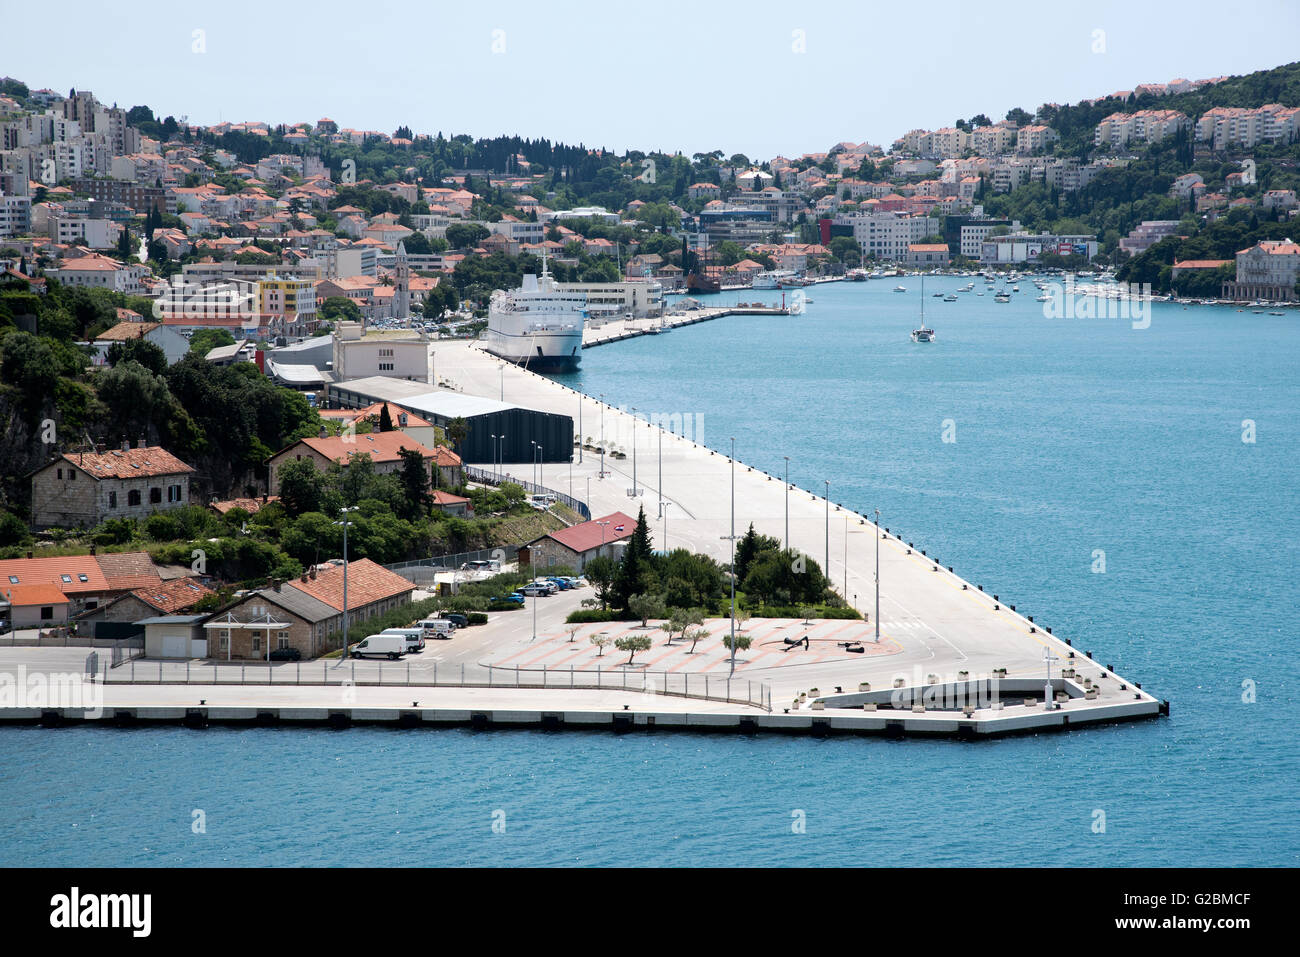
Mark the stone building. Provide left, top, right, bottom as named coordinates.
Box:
left=200, top=558, right=413, bottom=660
left=30, top=443, right=195, bottom=531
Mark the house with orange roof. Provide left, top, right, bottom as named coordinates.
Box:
left=267, top=431, right=447, bottom=496
left=516, top=511, right=638, bottom=572
left=75, top=576, right=214, bottom=626
left=200, top=558, right=413, bottom=660
left=1, top=583, right=72, bottom=628
left=30, top=443, right=195, bottom=531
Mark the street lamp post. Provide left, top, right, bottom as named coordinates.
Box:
left=499, top=364, right=504, bottom=401
left=538, top=444, right=543, bottom=489
left=783, top=455, right=790, bottom=552
left=332, top=506, right=358, bottom=665
left=658, top=424, right=663, bottom=510
left=599, top=394, right=606, bottom=480
left=490, top=434, right=497, bottom=482
left=874, top=507, right=881, bottom=642
left=658, top=501, right=674, bottom=552
left=824, top=480, right=830, bottom=581
left=730, top=437, right=737, bottom=676
left=631, top=407, right=638, bottom=495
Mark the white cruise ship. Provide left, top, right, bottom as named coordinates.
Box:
left=484, top=261, right=587, bottom=372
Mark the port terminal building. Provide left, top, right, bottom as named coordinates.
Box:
left=326, top=376, right=574, bottom=465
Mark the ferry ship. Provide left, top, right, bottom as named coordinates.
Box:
left=484, top=259, right=587, bottom=371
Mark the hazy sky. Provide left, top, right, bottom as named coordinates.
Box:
left=8, top=1, right=1299, bottom=159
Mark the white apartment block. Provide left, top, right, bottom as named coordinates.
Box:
left=1094, top=110, right=1191, bottom=148
left=843, top=212, right=937, bottom=261
left=1015, top=125, right=1060, bottom=154
left=489, top=219, right=545, bottom=245
left=1195, top=104, right=1300, bottom=149
left=51, top=215, right=120, bottom=248
left=0, top=193, right=31, bottom=238
left=971, top=124, right=1018, bottom=155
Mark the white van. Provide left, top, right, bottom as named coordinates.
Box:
left=380, top=627, right=426, bottom=652
left=350, top=634, right=407, bottom=659
left=415, top=618, right=455, bottom=639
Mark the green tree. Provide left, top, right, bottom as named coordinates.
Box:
left=188, top=328, right=236, bottom=357
left=445, top=416, right=469, bottom=452
left=277, top=458, right=325, bottom=517
left=614, top=633, right=652, bottom=665
left=582, top=555, right=618, bottom=609
left=106, top=338, right=168, bottom=375
left=397, top=445, right=430, bottom=520
left=627, top=591, right=666, bottom=627
left=319, top=296, right=362, bottom=324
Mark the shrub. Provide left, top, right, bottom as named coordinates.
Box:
left=565, top=608, right=630, bottom=624
left=465, top=612, right=488, bottom=625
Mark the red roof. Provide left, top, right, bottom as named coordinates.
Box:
left=287, top=558, right=412, bottom=611
left=3, top=583, right=71, bottom=607
left=288, top=432, right=437, bottom=465
left=95, top=551, right=164, bottom=592
left=0, top=555, right=108, bottom=596
left=129, top=577, right=213, bottom=613
left=59, top=447, right=194, bottom=480
left=539, top=512, right=638, bottom=555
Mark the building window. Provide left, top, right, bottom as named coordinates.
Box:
left=277, top=633, right=290, bottom=649
left=219, top=633, right=229, bottom=651
left=108, top=491, right=117, bottom=508
left=149, top=487, right=162, bottom=504
left=127, top=489, right=141, bottom=507
left=252, top=635, right=262, bottom=653
left=167, top=484, right=182, bottom=503
left=69, top=470, right=75, bottom=480
left=40, top=606, right=54, bottom=620
left=56, top=468, right=62, bottom=479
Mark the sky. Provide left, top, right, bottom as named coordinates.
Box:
left=7, top=0, right=1300, bottom=160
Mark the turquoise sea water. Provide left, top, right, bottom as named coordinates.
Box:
left=3, top=278, right=1297, bottom=866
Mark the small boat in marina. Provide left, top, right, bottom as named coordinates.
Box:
left=912, top=274, right=935, bottom=342
left=944, top=294, right=958, bottom=302
left=994, top=292, right=1011, bottom=303
left=894, top=285, right=907, bottom=292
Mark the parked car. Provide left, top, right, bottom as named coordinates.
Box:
left=349, top=634, right=406, bottom=659
left=489, top=593, right=525, bottom=605
left=414, top=619, right=455, bottom=639
left=519, top=584, right=551, bottom=597
left=380, top=627, right=426, bottom=652
left=440, top=612, right=469, bottom=628
left=269, top=647, right=301, bottom=661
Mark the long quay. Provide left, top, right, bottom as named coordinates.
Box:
left=0, top=683, right=1164, bottom=738
left=9, top=332, right=1168, bottom=740
left=583, top=304, right=789, bottom=348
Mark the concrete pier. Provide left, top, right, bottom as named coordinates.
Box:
left=1, top=325, right=1167, bottom=739
left=583, top=304, right=789, bottom=349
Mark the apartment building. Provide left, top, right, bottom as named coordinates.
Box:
left=840, top=212, right=938, bottom=261
left=1094, top=110, right=1190, bottom=148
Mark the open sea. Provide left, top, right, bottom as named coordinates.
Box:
left=3, top=277, right=1297, bottom=867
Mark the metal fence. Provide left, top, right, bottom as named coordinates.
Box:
left=109, top=635, right=144, bottom=669
left=465, top=466, right=590, bottom=521
left=385, top=546, right=519, bottom=581
left=97, top=659, right=771, bottom=712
